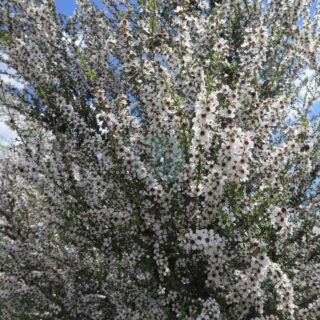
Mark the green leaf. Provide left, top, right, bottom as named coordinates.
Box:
left=212, top=7, right=219, bottom=14
left=221, top=210, right=232, bottom=223
left=87, top=69, right=96, bottom=79
left=302, top=118, right=309, bottom=127
left=165, top=307, right=171, bottom=317
left=0, top=29, right=7, bottom=38
left=177, top=309, right=186, bottom=320
left=142, top=256, right=154, bottom=272
left=173, top=95, right=181, bottom=107
left=64, top=219, right=72, bottom=229
left=0, top=29, right=13, bottom=43
left=130, top=218, right=141, bottom=226
left=148, top=0, right=157, bottom=33
left=119, top=10, right=126, bottom=18
left=76, top=48, right=89, bottom=65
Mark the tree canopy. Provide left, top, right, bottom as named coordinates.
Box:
left=0, top=0, right=320, bottom=319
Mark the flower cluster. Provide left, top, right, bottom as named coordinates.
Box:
left=0, top=0, right=319, bottom=319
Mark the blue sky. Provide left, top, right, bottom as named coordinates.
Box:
left=55, top=0, right=77, bottom=16
left=55, top=0, right=103, bottom=15
left=55, top=0, right=318, bottom=16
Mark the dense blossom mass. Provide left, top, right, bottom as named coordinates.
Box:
left=0, top=0, right=320, bottom=319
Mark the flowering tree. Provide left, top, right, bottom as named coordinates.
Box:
left=0, top=0, right=320, bottom=319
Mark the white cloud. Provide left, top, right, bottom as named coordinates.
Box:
left=287, top=108, right=298, bottom=121
left=0, top=116, right=16, bottom=145
left=293, top=67, right=316, bottom=97
left=0, top=60, right=26, bottom=90
left=0, top=53, right=20, bottom=146
left=288, top=66, right=320, bottom=120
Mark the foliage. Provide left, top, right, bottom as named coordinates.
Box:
left=0, top=0, right=320, bottom=319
